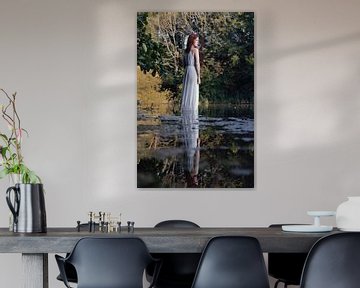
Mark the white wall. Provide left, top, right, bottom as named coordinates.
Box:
left=1, top=0, right=360, bottom=287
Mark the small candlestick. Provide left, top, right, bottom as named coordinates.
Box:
left=88, top=211, right=93, bottom=232
left=98, top=211, right=103, bottom=231
left=77, top=221, right=81, bottom=232
left=127, top=221, right=135, bottom=233
left=106, top=212, right=111, bottom=222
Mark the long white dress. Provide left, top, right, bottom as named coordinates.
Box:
left=181, top=51, right=199, bottom=112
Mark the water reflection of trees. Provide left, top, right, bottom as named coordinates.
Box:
left=137, top=95, right=254, bottom=188
left=137, top=123, right=254, bottom=188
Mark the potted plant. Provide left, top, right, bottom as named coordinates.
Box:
left=0, top=88, right=40, bottom=183
left=0, top=88, right=46, bottom=233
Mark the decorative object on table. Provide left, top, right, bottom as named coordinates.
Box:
left=336, top=196, right=360, bottom=231
left=6, top=183, right=46, bottom=233
left=127, top=221, right=135, bottom=233
left=282, top=211, right=336, bottom=232
left=79, top=211, right=122, bottom=232
left=0, top=89, right=46, bottom=233
left=76, top=221, right=81, bottom=232
left=0, top=89, right=41, bottom=183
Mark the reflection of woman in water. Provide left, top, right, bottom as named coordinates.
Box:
left=181, top=33, right=200, bottom=113
left=182, top=110, right=200, bottom=187
left=181, top=32, right=201, bottom=187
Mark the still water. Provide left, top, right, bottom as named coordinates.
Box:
left=137, top=104, right=254, bottom=188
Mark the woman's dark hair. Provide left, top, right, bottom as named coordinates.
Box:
left=185, top=171, right=199, bottom=187
left=185, top=33, right=198, bottom=53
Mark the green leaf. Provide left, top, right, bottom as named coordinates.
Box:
left=0, top=146, right=8, bottom=158
left=16, top=164, right=42, bottom=184
left=21, top=128, right=29, bottom=137
left=0, top=168, right=9, bottom=179
left=0, top=133, right=8, bottom=142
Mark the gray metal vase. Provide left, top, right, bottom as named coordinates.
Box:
left=6, top=183, right=47, bottom=233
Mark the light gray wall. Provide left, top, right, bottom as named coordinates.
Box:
left=1, top=0, right=360, bottom=287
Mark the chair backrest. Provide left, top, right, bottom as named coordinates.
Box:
left=150, top=220, right=201, bottom=286
left=66, top=237, right=154, bottom=288
left=300, top=232, right=360, bottom=288
left=155, top=219, right=200, bottom=228
left=268, top=224, right=308, bottom=285
left=191, top=236, right=270, bottom=288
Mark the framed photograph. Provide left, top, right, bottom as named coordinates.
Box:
left=137, top=12, right=254, bottom=188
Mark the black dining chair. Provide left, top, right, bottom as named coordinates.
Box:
left=56, top=223, right=99, bottom=284
left=147, top=220, right=201, bottom=288
left=268, top=224, right=308, bottom=288
left=300, top=232, right=360, bottom=288
left=55, top=237, right=161, bottom=288
left=191, top=236, right=270, bottom=288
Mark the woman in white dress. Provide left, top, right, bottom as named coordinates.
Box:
left=181, top=33, right=201, bottom=113
left=181, top=33, right=201, bottom=187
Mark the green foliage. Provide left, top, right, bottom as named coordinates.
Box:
left=137, top=12, right=164, bottom=76
left=137, top=66, right=172, bottom=114
left=0, top=162, right=41, bottom=184
left=137, top=12, right=254, bottom=104
left=200, top=12, right=254, bottom=103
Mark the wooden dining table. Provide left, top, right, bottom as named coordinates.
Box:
left=0, top=226, right=339, bottom=288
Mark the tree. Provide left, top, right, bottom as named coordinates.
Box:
left=137, top=12, right=164, bottom=76
left=137, top=12, right=254, bottom=104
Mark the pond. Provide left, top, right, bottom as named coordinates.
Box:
left=137, top=103, right=254, bottom=188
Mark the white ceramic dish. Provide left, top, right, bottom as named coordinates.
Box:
left=282, top=225, right=333, bottom=233
left=338, top=227, right=360, bottom=232
left=307, top=211, right=336, bottom=217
